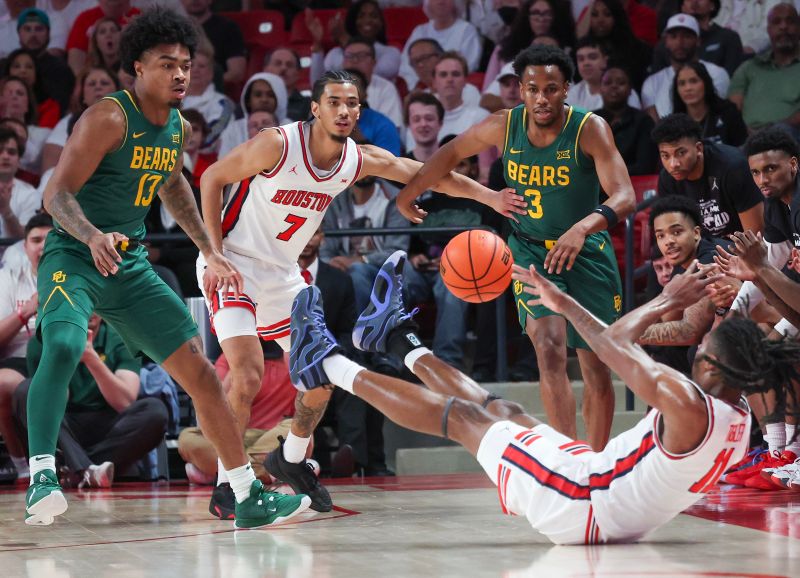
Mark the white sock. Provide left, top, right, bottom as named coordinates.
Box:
left=322, top=354, right=365, bottom=394
left=282, top=432, right=311, bottom=464
left=29, top=454, right=56, bottom=484
left=764, top=422, right=786, bottom=454
left=216, top=458, right=229, bottom=485
left=404, top=347, right=432, bottom=373
left=227, top=463, right=257, bottom=503
left=785, top=423, right=800, bottom=456
left=11, top=455, right=29, bottom=476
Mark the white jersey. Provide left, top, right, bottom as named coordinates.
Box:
left=588, top=390, right=751, bottom=542
left=221, top=121, right=363, bottom=266
left=477, top=384, right=750, bottom=544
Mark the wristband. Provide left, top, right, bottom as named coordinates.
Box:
left=593, top=204, right=619, bottom=228
left=715, top=306, right=730, bottom=317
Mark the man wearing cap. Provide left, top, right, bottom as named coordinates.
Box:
left=651, top=1, right=744, bottom=76
left=0, top=0, right=31, bottom=58
left=728, top=2, right=800, bottom=138
left=16, top=7, right=75, bottom=114
left=479, top=62, right=522, bottom=113
left=641, top=13, right=729, bottom=121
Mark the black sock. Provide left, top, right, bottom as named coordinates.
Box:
left=387, top=320, right=423, bottom=359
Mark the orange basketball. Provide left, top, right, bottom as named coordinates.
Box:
left=440, top=230, right=514, bottom=303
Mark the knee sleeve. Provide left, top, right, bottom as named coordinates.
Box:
left=215, top=306, right=258, bottom=342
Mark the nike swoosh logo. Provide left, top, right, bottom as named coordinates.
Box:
left=599, top=241, right=606, bottom=251
left=133, top=132, right=146, bottom=139
left=34, top=456, right=48, bottom=461
left=509, top=148, right=523, bottom=154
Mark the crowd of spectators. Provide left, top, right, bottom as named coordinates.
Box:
left=1, top=0, right=799, bottom=486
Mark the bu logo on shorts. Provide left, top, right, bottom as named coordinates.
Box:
left=52, top=271, right=67, bottom=283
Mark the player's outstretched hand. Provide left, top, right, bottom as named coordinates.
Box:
left=661, top=260, right=721, bottom=310
left=88, top=231, right=126, bottom=277
left=205, top=251, right=244, bottom=298
left=543, top=225, right=586, bottom=274
left=511, top=263, right=566, bottom=313
left=484, top=187, right=527, bottom=222
left=395, top=187, right=428, bottom=224
left=714, top=244, right=756, bottom=282
left=729, top=231, right=768, bottom=274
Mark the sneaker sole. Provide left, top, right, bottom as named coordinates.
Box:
left=233, top=495, right=313, bottom=529
left=25, top=491, right=68, bottom=526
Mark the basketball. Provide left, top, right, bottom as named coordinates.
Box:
left=440, top=230, right=514, bottom=303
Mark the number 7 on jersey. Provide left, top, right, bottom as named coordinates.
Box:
left=277, top=214, right=307, bottom=241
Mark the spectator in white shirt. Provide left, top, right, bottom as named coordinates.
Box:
left=0, top=127, right=40, bottom=239
left=641, top=13, right=729, bottom=120
left=341, top=37, right=404, bottom=130
left=398, top=0, right=482, bottom=90
left=182, top=41, right=234, bottom=152
left=41, top=65, right=118, bottom=172
left=0, top=75, right=50, bottom=174
left=714, top=0, right=785, bottom=56
left=569, top=36, right=641, bottom=111
left=0, top=212, right=51, bottom=479
left=309, top=0, right=401, bottom=82
left=36, top=0, right=98, bottom=54
left=405, top=91, right=444, bottom=162
left=431, top=51, right=488, bottom=143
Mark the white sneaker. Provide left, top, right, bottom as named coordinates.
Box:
left=80, top=462, right=115, bottom=488
left=770, top=458, right=800, bottom=489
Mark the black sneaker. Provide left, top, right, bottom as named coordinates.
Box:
left=264, top=436, right=332, bottom=512
left=209, top=482, right=235, bottom=520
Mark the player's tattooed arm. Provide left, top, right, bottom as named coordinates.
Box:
left=47, top=190, right=102, bottom=243
left=157, top=121, right=216, bottom=255
left=637, top=298, right=715, bottom=345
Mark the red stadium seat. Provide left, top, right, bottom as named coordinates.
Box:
left=219, top=10, right=286, bottom=49
left=610, top=174, right=658, bottom=289
left=383, top=6, right=428, bottom=47
left=466, top=71, right=484, bottom=89
left=289, top=9, right=346, bottom=52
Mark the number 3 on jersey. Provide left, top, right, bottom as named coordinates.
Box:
left=277, top=214, right=307, bottom=241
left=524, top=189, right=543, bottom=219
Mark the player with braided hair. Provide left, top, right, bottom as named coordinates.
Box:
left=279, top=246, right=800, bottom=543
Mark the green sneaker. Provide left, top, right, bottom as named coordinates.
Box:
left=25, top=470, right=68, bottom=526
left=234, top=480, right=312, bottom=529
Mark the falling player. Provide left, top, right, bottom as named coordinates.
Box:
left=396, top=45, right=637, bottom=450
left=198, top=69, right=526, bottom=516
left=22, top=9, right=310, bottom=528
left=286, top=250, right=796, bottom=544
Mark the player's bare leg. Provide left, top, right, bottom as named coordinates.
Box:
left=576, top=349, right=614, bottom=450
left=160, top=337, right=250, bottom=470
left=525, top=315, right=577, bottom=439
left=289, top=388, right=332, bottom=440
left=411, top=352, right=539, bottom=427
left=219, top=335, right=265, bottom=434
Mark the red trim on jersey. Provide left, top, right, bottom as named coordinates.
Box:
left=560, top=440, right=593, bottom=455
left=211, top=291, right=257, bottom=317
left=259, top=317, right=291, bottom=331
left=221, top=177, right=252, bottom=238
left=496, top=464, right=509, bottom=515
left=257, top=317, right=291, bottom=341
left=588, top=432, right=656, bottom=490
left=258, top=328, right=291, bottom=340
left=653, top=393, right=715, bottom=461
left=584, top=505, right=595, bottom=545
left=501, top=444, right=591, bottom=500
left=261, top=126, right=289, bottom=178
left=349, top=145, right=364, bottom=186
left=297, top=122, right=348, bottom=182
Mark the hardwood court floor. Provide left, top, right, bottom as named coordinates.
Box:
left=0, top=474, right=798, bottom=577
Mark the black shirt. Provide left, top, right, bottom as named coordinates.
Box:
left=763, top=178, right=800, bottom=249
left=698, top=100, right=748, bottom=148
left=202, top=14, right=246, bottom=73
left=657, top=141, right=764, bottom=237
left=595, top=106, right=658, bottom=175
left=286, top=90, right=311, bottom=122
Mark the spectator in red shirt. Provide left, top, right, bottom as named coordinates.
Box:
left=66, top=0, right=140, bottom=76
left=180, top=0, right=245, bottom=85
left=2, top=49, right=60, bottom=128
left=177, top=342, right=300, bottom=485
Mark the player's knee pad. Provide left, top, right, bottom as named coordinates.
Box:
left=214, top=306, right=258, bottom=343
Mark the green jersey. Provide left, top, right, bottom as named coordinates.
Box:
left=502, top=104, right=599, bottom=240
left=63, top=89, right=185, bottom=240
